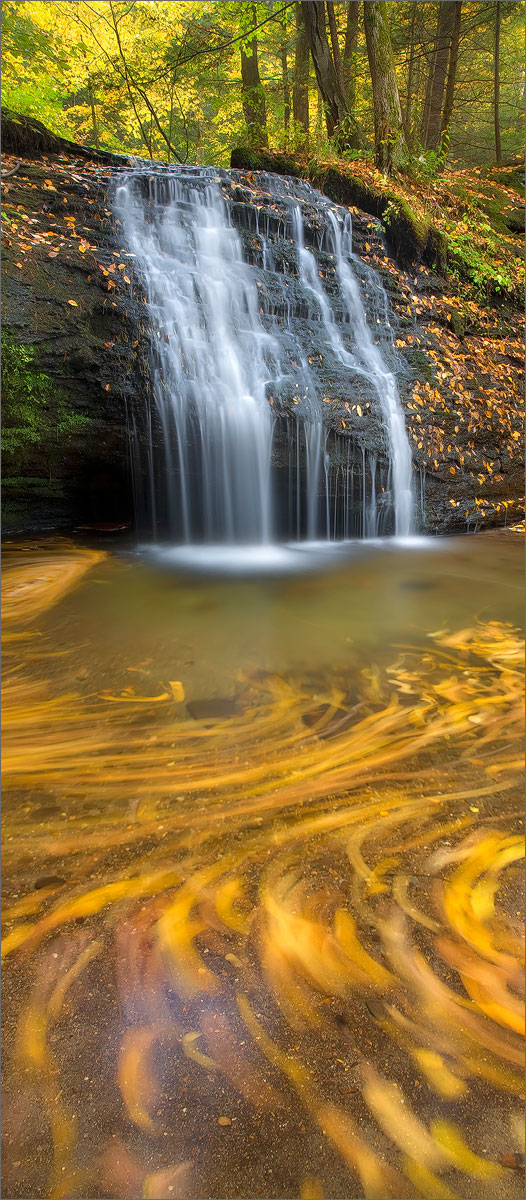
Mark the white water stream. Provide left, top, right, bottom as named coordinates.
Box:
left=115, top=167, right=413, bottom=545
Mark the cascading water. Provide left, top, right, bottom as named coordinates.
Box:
left=115, top=167, right=413, bottom=547
left=115, top=172, right=274, bottom=543
left=327, top=210, right=413, bottom=536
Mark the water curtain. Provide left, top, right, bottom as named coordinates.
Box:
left=115, top=168, right=413, bottom=543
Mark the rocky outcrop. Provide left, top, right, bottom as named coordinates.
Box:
left=1, top=115, right=523, bottom=534
left=1, top=116, right=149, bottom=530
left=230, top=148, right=524, bottom=534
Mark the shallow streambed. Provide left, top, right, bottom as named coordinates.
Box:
left=1, top=533, right=524, bottom=1200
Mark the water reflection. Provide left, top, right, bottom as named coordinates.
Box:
left=2, top=538, right=524, bottom=1199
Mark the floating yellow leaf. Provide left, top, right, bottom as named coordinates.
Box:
left=300, top=1176, right=325, bottom=1199
left=431, top=1121, right=503, bottom=1179
left=362, top=1068, right=446, bottom=1169
left=118, top=1025, right=162, bottom=1132
left=412, top=1049, right=467, bottom=1099
left=403, top=1157, right=458, bottom=1199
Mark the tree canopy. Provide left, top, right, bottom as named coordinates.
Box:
left=1, top=1, right=524, bottom=170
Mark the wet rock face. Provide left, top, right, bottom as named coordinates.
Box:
left=2, top=139, right=524, bottom=535
left=2, top=152, right=148, bottom=530
left=225, top=169, right=390, bottom=450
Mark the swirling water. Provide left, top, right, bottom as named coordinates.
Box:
left=1, top=532, right=524, bottom=1199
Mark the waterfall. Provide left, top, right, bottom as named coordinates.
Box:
left=115, top=167, right=413, bottom=545
left=327, top=210, right=413, bottom=537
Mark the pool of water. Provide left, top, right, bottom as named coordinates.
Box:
left=2, top=532, right=524, bottom=1200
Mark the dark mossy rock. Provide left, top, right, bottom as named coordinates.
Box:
left=230, top=147, right=301, bottom=178
left=1, top=144, right=150, bottom=531
left=381, top=196, right=431, bottom=264
left=231, top=149, right=449, bottom=271
left=1, top=108, right=135, bottom=166
left=310, top=165, right=386, bottom=220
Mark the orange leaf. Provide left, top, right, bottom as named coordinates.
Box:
left=67, top=299, right=78, bottom=306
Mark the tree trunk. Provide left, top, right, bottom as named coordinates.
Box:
left=494, top=0, right=502, bottom=163
left=240, top=5, right=268, bottom=149
left=363, top=0, right=408, bottom=172
left=316, top=84, right=324, bottom=145
left=302, top=0, right=362, bottom=149
left=342, top=0, right=359, bottom=108
left=281, top=41, right=291, bottom=133
left=440, top=1, right=462, bottom=145
left=326, top=1, right=343, bottom=86
left=421, top=2, right=455, bottom=150
left=87, top=78, right=100, bottom=151
left=292, top=2, right=310, bottom=147
left=403, top=1, right=417, bottom=144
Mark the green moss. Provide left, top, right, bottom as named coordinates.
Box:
left=314, top=166, right=385, bottom=218
left=230, top=147, right=300, bottom=177
left=483, top=164, right=525, bottom=196
left=450, top=182, right=524, bottom=237
left=405, top=348, right=437, bottom=383
left=2, top=476, right=65, bottom=497
left=1, top=331, right=92, bottom=476
left=381, top=196, right=430, bottom=262
left=229, top=147, right=523, bottom=303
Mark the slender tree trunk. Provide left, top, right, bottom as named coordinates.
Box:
left=494, top=0, right=502, bottom=163
left=316, top=84, right=324, bottom=145
left=326, top=1, right=343, bottom=86
left=421, top=2, right=455, bottom=150
left=293, top=2, right=310, bottom=147
left=87, top=78, right=100, bottom=150
left=342, top=0, right=359, bottom=108
left=167, top=72, right=176, bottom=164
left=302, top=0, right=362, bottom=149
left=281, top=41, right=291, bottom=133
left=363, top=0, right=408, bottom=172
left=420, top=17, right=434, bottom=146
left=440, top=1, right=462, bottom=145
left=240, top=5, right=268, bottom=148
left=303, top=1, right=343, bottom=140
left=403, top=1, right=417, bottom=144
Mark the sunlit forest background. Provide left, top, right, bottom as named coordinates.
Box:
left=2, top=1, right=524, bottom=168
